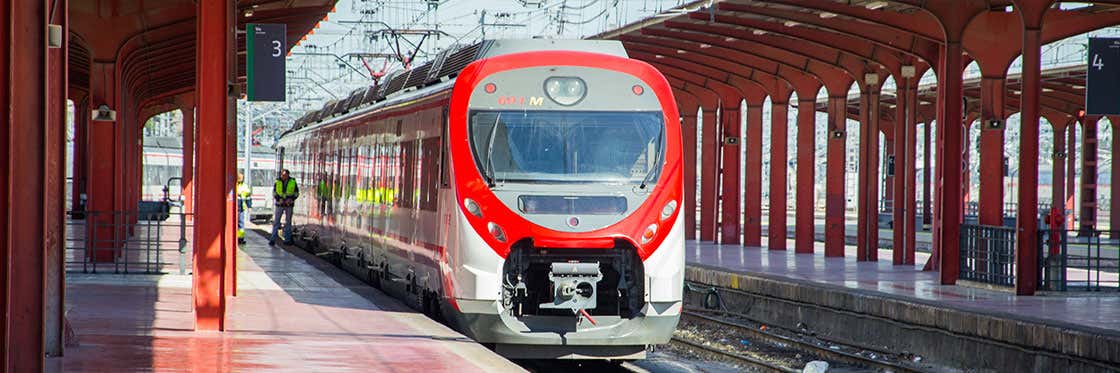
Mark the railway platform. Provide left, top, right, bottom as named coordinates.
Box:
left=47, top=229, right=521, bottom=372
left=683, top=241, right=1120, bottom=372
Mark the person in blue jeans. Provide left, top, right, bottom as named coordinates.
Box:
left=270, top=169, right=299, bottom=245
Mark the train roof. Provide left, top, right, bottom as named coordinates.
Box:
left=283, top=39, right=627, bottom=137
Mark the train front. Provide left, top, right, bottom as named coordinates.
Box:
left=445, top=43, right=684, bottom=359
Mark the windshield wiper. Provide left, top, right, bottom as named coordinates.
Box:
left=483, top=113, right=502, bottom=188
left=638, top=126, right=665, bottom=190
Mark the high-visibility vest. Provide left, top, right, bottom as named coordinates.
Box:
left=275, top=179, right=298, bottom=198
left=237, top=182, right=252, bottom=199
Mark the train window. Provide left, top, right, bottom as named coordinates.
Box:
left=419, top=137, right=441, bottom=211
left=251, top=170, right=271, bottom=187
left=469, top=111, right=665, bottom=184
left=439, top=107, right=449, bottom=187
left=399, top=140, right=417, bottom=209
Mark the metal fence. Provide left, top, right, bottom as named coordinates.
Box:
left=65, top=208, right=192, bottom=274
left=959, top=224, right=1017, bottom=287
left=1038, top=229, right=1120, bottom=292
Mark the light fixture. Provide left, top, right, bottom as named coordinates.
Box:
left=48, top=24, right=62, bottom=48
left=753, top=29, right=768, bottom=35
left=641, top=224, right=658, bottom=244
left=543, top=77, right=587, bottom=106
left=676, top=49, right=687, bottom=54
left=487, top=222, right=507, bottom=243
left=464, top=198, right=483, bottom=217
left=92, top=104, right=116, bottom=122
left=819, top=12, right=838, bottom=19
left=661, top=201, right=678, bottom=221
left=724, top=36, right=736, bottom=42
left=783, top=20, right=800, bottom=27
left=244, top=9, right=254, bottom=17
left=901, top=65, right=917, bottom=78
left=699, top=43, right=712, bottom=48
left=865, top=1, right=888, bottom=10
left=865, top=73, right=880, bottom=86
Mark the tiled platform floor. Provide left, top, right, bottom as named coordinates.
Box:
left=689, top=238, right=1120, bottom=334
left=49, top=229, right=521, bottom=372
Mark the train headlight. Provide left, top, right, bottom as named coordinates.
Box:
left=464, top=198, right=483, bottom=218
left=543, top=77, right=586, bottom=106
left=488, top=222, right=508, bottom=243
left=661, top=200, right=678, bottom=221
left=641, top=223, right=658, bottom=244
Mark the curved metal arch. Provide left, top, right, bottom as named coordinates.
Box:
left=636, top=26, right=823, bottom=99
left=624, top=39, right=776, bottom=104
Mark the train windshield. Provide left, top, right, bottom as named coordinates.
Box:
left=470, top=110, right=665, bottom=184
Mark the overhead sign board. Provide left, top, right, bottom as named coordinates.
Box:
left=247, top=23, right=286, bottom=102
left=1086, top=37, right=1120, bottom=116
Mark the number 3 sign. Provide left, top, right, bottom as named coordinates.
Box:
left=247, top=23, right=287, bottom=102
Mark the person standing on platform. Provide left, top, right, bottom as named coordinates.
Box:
left=270, top=169, right=299, bottom=246
left=236, top=172, right=252, bottom=244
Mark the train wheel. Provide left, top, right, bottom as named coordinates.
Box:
left=369, top=269, right=382, bottom=290
left=426, top=292, right=444, bottom=323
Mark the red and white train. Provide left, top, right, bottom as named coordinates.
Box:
left=276, top=40, right=684, bottom=360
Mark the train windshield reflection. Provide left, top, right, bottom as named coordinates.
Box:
left=469, top=110, right=664, bottom=184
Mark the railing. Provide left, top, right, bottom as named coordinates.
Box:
left=959, top=224, right=1017, bottom=287
left=65, top=208, right=193, bottom=274
left=1038, top=229, right=1120, bottom=292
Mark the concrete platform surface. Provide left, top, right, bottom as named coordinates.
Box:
left=49, top=230, right=522, bottom=372
left=685, top=240, right=1120, bottom=370
left=687, top=240, right=1120, bottom=332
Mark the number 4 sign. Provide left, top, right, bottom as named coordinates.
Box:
left=1086, top=37, right=1120, bottom=115
left=247, top=23, right=287, bottom=102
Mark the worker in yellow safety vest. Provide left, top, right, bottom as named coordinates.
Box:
left=236, top=172, right=252, bottom=244
left=270, top=169, right=299, bottom=246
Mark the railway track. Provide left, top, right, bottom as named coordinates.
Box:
left=676, top=309, right=923, bottom=372
left=669, top=336, right=799, bottom=372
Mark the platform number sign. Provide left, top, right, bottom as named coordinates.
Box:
left=247, top=23, right=286, bottom=102
left=1086, top=37, right=1120, bottom=116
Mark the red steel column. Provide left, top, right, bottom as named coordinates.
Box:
left=825, top=95, right=847, bottom=257
left=795, top=98, right=817, bottom=253
left=72, top=100, right=88, bottom=212
left=1, top=0, right=51, bottom=369
left=46, top=0, right=68, bottom=356
left=768, top=100, right=790, bottom=250
left=682, top=109, right=698, bottom=239
left=922, top=119, right=932, bottom=227
left=893, top=83, right=908, bottom=264
left=870, top=90, right=882, bottom=260
left=937, top=41, right=965, bottom=285
left=1014, top=18, right=1043, bottom=295
left=182, top=105, right=196, bottom=220
left=883, top=137, right=894, bottom=204
left=1051, top=123, right=1066, bottom=221
left=1067, top=122, right=1077, bottom=230
left=195, top=0, right=231, bottom=330
left=224, top=0, right=238, bottom=298
left=720, top=102, right=741, bottom=245
left=1080, top=117, right=1099, bottom=232
left=859, top=88, right=881, bottom=261
left=743, top=103, right=764, bottom=247
left=904, top=83, right=919, bottom=264
left=699, top=108, right=720, bottom=242
left=1111, top=117, right=1120, bottom=230
left=87, top=63, right=117, bottom=262
left=857, top=92, right=872, bottom=259
left=978, top=78, right=1006, bottom=227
